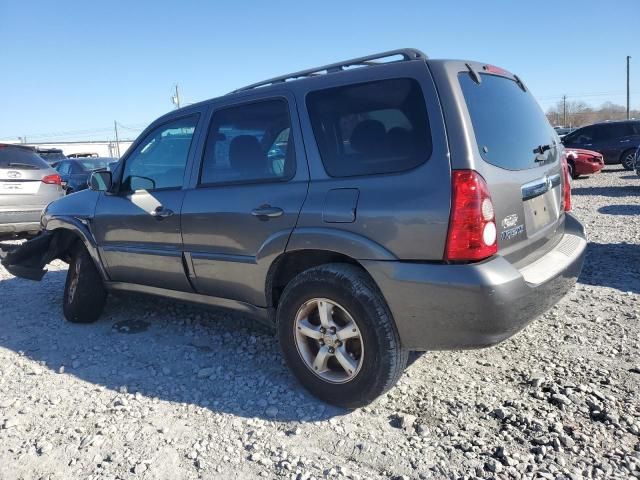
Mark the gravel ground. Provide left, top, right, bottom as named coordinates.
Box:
left=0, top=168, right=638, bottom=480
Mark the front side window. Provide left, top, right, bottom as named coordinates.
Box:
left=306, top=78, right=432, bottom=177
left=566, top=126, right=594, bottom=144
left=199, top=100, right=295, bottom=185
left=121, top=115, right=198, bottom=191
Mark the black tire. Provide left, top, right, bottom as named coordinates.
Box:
left=63, top=244, right=107, bottom=323
left=276, top=263, right=408, bottom=408
left=567, top=160, right=579, bottom=179
left=620, top=149, right=636, bottom=171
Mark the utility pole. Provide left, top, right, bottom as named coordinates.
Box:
left=562, top=95, right=567, bottom=127
left=627, top=56, right=631, bottom=120
left=114, top=121, right=121, bottom=157
left=171, top=84, right=181, bottom=109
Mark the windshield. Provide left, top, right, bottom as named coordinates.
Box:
left=459, top=72, right=556, bottom=170
left=0, top=146, right=50, bottom=169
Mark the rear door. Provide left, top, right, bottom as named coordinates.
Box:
left=458, top=69, right=566, bottom=265
left=596, top=123, right=629, bottom=163
left=93, top=114, right=201, bottom=291
left=181, top=93, right=308, bottom=307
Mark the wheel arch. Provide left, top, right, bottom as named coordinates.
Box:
left=620, top=147, right=637, bottom=168
left=267, top=249, right=372, bottom=309
left=45, top=216, right=109, bottom=281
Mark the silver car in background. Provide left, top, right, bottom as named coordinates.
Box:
left=0, top=144, right=64, bottom=239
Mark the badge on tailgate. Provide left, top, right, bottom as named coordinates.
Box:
left=501, top=214, right=524, bottom=241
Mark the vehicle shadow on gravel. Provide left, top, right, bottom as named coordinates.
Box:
left=579, top=242, right=640, bottom=294
left=572, top=185, right=639, bottom=197
left=0, top=270, right=344, bottom=422
left=598, top=204, right=640, bottom=216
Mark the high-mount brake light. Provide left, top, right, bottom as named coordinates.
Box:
left=483, top=65, right=512, bottom=76
left=445, top=170, right=498, bottom=262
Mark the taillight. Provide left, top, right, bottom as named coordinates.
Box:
left=561, top=153, right=572, bottom=212
left=445, top=170, right=498, bottom=262
left=42, top=174, right=62, bottom=185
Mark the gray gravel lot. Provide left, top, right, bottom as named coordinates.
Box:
left=0, top=168, right=638, bottom=480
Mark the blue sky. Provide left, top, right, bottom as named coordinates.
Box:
left=1, top=0, right=638, bottom=142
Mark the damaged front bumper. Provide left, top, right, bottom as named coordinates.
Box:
left=0, top=231, right=72, bottom=281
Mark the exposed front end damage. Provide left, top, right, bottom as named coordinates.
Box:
left=0, top=230, right=77, bottom=281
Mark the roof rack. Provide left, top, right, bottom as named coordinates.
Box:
left=231, top=48, right=427, bottom=94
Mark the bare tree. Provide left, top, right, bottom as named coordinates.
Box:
left=546, top=100, right=640, bottom=127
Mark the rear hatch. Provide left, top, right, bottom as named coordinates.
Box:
left=458, top=68, right=566, bottom=266
left=0, top=145, right=60, bottom=209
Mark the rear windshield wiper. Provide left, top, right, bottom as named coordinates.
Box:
left=7, top=162, right=40, bottom=169
left=533, top=144, right=552, bottom=155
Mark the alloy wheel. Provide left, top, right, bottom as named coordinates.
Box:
left=293, top=298, right=364, bottom=384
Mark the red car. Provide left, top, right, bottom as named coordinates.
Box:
left=565, top=148, right=604, bottom=179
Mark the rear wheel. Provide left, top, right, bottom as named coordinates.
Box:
left=621, top=149, right=636, bottom=170
left=277, top=263, right=408, bottom=408
left=63, top=245, right=106, bottom=323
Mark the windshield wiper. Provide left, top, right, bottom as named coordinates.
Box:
left=533, top=144, right=552, bottom=155
left=7, top=162, right=39, bottom=169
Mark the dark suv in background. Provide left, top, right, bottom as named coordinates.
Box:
left=2, top=49, right=586, bottom=407
left=561, top=120, right=640, bottom=170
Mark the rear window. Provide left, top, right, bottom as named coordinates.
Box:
left=0, top=146, right=50, bottom=170
left=459, top=72, right=556, bottom=170
left=306, top=78, right=432, bottom=177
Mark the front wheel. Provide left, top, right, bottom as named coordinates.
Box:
left=277, top=264, right=408, bottom=408
left=63, top=245, right=107, bottom=323
left=621, top=149, right=637, bottom=171
left=567, top=161, right=579, bottom=179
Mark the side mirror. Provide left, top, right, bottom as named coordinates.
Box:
left=89, top=170, right=112, bottom=191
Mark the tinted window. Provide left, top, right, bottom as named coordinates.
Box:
left=565, top=126, right=594, bottom=144
left=0, top=146, right=49, bottom=170
left=78, top=159, right=110, bottom=171
left=38, top=151, right=66, bottom=162
left=459, top=72, right=556, bottom=170
left=596, top=123, right=633, bottom=141
left=56, top=162, right=71, bottom=175
left=199, top=100, right=294, bottom=185
left=306, top=78, right=432, bottom=177
left=122, top=115, right=198, bottom=191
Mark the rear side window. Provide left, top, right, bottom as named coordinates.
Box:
left=596, top=122, right=634, bottom=140
left=459, top=72, right=556, bottom=170
left=0, top=146, right=49, bottom=170
left=199, top=99, right=295, bottom=185
left=306, top=78, right=432, bottom=177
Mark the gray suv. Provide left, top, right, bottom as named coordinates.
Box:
left=2, top=49, right=587, bottom=408
left=0, top=144, right=64, bottom=239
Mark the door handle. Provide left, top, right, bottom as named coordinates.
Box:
left=251, top=205, right=283, bottom=219
left=620, top=139, right=631, bottom=143
left=150, top=206, right=174, bottom=220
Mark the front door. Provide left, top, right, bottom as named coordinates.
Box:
left=93, top=114, right=201, bottom=291
left=181, top=96, right=308, bottom=307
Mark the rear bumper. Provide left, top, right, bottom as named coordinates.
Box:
left=0, top=207, right=43, bottom=230
left=363, top=214, right=587, bottom=350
